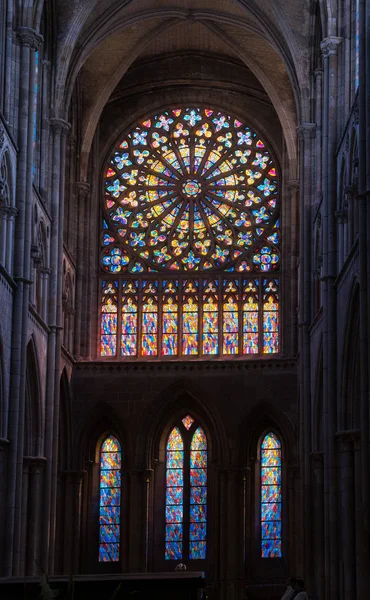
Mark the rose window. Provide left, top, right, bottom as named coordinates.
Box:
left=100, top=107, right=280, bottom=359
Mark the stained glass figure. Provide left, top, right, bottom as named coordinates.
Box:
left=99, top=435, right=122, bottom=562
left=202, top=280, right=218, bottom=355
left=165, top=428, right=184, bottom=560
left=182, top=280, right=199, bottom=355
left=102, top=107, right=279, bottom=274
left=223, top=280, right=239, bottom=354
left=162, top=281, right=179, bottom=355
left=243, top=280, right=259, bottom=354
left=261, top=432, right=282, bottom=558
left=182, top=415, right=194, bottom=430
left=190, top=427, right=207, bottom=559
left=141, top=280, right=158, bottom=356
left=100, top=281, right=118, bottom=356
left=121, top=280, right=138, bottom=356
left=263, top=279, right=279, bottom=353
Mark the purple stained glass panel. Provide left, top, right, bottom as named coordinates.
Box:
left=100, top=335, right=117, bottom=357
left=101, top=313, right=117, bottom=334
left=189, top=541, right=206, bottom=560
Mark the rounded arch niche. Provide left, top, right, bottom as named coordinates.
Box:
left=99, top=106, right=280, bottom=359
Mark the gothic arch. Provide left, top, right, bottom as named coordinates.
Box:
left=24, top=337, right=42, bottom=457
left=341, top=281, right=360, bottom=430
left=143, top=382, right=228, bottom=470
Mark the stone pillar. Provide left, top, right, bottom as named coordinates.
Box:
left=218, top=468, right=227, bottom=600
left=297, top=121, right=316, bottom=594
left=74, top=182, right=90, bottom=358
left=336, top=432, right=356, bottom=598
left=287, top=180, right=299, bottom=355
left=320, top=35, right=342, bottom=600
left=5, top=207, right=18, bottom=274
left=144, top=469, right=154, bottom=571
left=23, top=456, right=47, bottom=575
left=334, top=209, right=347, bottom=271
left=310, top=452, right=324, bottom=600
left=0, top=438, right=9, bottom=573
left=5, top=25, right=43, bottom=577
left=40, top=267, right=51, bottom=322
left=353, top=431, right=367, bottom=597
left=0, top=204, right=9, bottom=266
left=62, top=471, right=84, bottom=574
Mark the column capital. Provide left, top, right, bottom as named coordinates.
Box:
left=310, top=451, right=324, bottom=464
left=314, top=68, right=323, bottom=78
left=49, top=118, right=71, bottom=136
left=23, top=456, right=47, bottom=473
left=42, top=59, right=51, bottom=72
left=0, top=204, right=17, bottom=219
left=334, top=209, right=347, bottom=223
left=17, top=27, right=43, bottom=51
left=320, top=36, right=343, bottom=58
left=297, top=122, right=316, bottom=140
left=75, top=181, right=91, bottom=197
left=336, top=429, right=361, bottom=451
left=287, top=179, right=299, bottom=191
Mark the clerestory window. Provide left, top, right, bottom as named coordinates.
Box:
left=100, top=107, right=280, bottom=359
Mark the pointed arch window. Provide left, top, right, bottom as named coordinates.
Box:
left=99, top=107, right=280, bottom=359
left=260, top=432, right=282, bottom=558
left=99, top=435, right=122, bottom=562
left=165, top=416, right=207, bottom=560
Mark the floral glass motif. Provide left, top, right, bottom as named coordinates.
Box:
left=261, top=432, right=282, bottom=558
left=100, top=276, right=279, bottom=357
left=165, top=428, right=184, bottom=560
left=102, top=107, right=279, bottom=274
left=182, top=415, right=194, bottom=430
left=99, top=435, right=122, bottom=562
left=189, top=427, right=207, bottom=559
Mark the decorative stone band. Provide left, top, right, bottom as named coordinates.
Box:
left=320, top=36, right=343, bottom=58
left=17, top=27, right=43, bottom=51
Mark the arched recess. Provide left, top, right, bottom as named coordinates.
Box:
left=341, top=282, right=360, bottom=430
left=240, top=403, right=296, bottom=583
left=24, top=338, right=42, bottom=457
left=147, top=385, right=225, bottom=576
left=75, top=403, right=129, bottom=574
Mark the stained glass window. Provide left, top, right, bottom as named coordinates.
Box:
left=260, top=432, right=282, bottom=558
left=101, top=281, right=118, bottom=356
left=165, top=417, right=208, bottom=561
left=100, top=107, right=280, bottom=358
left=99, top=435, right=122, bottom=562
left=355, top=0, right=360, bottom=90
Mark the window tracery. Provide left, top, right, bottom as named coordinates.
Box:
left=100, top=107, right=280, bottom=358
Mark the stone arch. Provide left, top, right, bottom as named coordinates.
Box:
left=143, top=381, right=228, bottom=470
left=341, top=282, right=360, bottom=430
left=24, top=337, right=42, bottom=457
left=0, top=150, right=16, bottom=271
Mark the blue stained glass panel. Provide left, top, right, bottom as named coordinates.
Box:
left=100, top=486, right=121, bottom=506
left=165, top=542, right=182, bottom=560
left=189, top=541, right=206, bottom=559
left=261, top=467, right=281, bottom=485
left=99, top=506, right=120, bottom=525
left=99, top=543, right=119, bottom=562
left=100, top=452, right=121, bottom=469
left=166, top=469, right=184, bottom=486
left=190, top=523, right=206, bottom=540
left=190, top=504, right=207, bottom=522
left=190, top=450, right=207, bottom=468
left=166, top=524, right=183, bottom=541
left=261, top=539, right=281, bottom=558
left=262, top=521, right=282, bottom=539
left=260, top=432, right=282, bottom=558
left=261, top=485, right=281, bottom=503
left=166, top=506, right=183, bottom=523
left=100, top=525, right=120, bottom=542
left=167, top=451, right=183, bottom=468
left=261, top=502, right=281, bottom=521
left=100, top=469, right=122, bottom=488
left=190, top=468, right=207, bottom=486
left=190, top=486, right=207, bottom=505
left=166, top=487, right=183, bottom=505
left=99, top=436, right=122, bottom=562
left=261, top=449, right=281, bottom=466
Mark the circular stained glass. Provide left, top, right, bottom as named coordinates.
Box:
left=102, top=107, right=279, bottom=273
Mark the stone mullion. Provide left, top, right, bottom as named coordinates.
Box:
left=320, top=35, right=343, bottom=600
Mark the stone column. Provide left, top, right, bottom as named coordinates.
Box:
left=24, top=456, right=47, bottom=575
left=74, top=182, right=90, bottom=358
left=297, top=122, right=316, bottom=593
left=218, top=468, right=227, bottom=600
left=62, top=471, right=84, bottom=574
left=334, top=209, right=347, bottom=271
left=144, top=469, right=154, bottom=571
left=0, top=438, right=9, bottom=573
left=287, top=179, right=299, bottom=355
left=320, top=35, right=342, bottom=600
left=310, top=452, right=324, bottom=600
left=5, top=207, right=18, bottom=274
left=353, top=431, right=367, bottom=597
left=0, top=204, right=9, bottom=266
left=40, top=267, right=51, bottom=322
left=42, top=117, right=70, bottom=573
left=5, top=25, right=43, bottom=577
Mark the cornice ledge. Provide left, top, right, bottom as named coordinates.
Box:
left=75, top=358, right=297, bottom=373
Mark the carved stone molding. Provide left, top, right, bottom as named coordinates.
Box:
left=297, top=122, right=316, bottom=140
left=49, top=118, right=71, bottom=136
left=0, top=123, right=4, bottom=149
left=75, top=358, right=297, bottom=374
left=0, top=205, right=17, bottom=219
left=17, top=27, right=43, bottom=51
left=75, top=181, right=91, bottom=198
left=320, top=36, right=343, bottom=58
left=42, top=59, right=51, bottom=72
